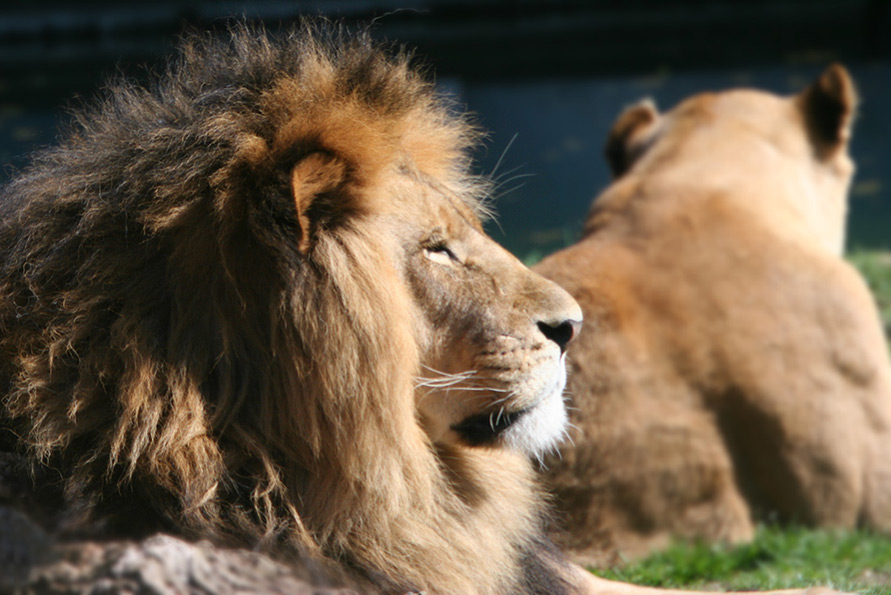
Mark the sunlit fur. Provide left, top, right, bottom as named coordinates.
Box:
left=0, top=23, right=578, bottom=594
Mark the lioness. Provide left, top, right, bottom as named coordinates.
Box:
left=536, top=64, right=891, bottom=564
left=0, top=22, right=843, bottom=594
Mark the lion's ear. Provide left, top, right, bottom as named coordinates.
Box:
left=290, top=152, right=348, bottom=255
left=798, top=63, right=857, bottom=158
left=604, top=98, right=661, bottom=178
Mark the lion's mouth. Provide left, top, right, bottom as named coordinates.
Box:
left=451, top=408, right=529, bottom=446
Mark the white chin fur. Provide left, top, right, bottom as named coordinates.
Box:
left=501, top=367, right=569, bottom=460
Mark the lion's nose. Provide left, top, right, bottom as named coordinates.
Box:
left=537, top=317, right=582, bottom=354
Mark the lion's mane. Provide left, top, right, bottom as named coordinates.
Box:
left=0, top=23, right=564, bottom=594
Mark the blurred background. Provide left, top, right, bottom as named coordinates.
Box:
left=1, top=0, right=889, bottom=260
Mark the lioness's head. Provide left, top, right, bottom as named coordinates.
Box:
left=602, top=64, right=857, bottom=255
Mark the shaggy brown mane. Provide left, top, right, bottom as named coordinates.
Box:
left=0, top=22, right=570, bottom=594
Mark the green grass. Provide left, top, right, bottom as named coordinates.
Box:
left=594, top=525, right=891, bottom=594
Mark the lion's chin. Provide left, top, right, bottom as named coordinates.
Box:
left=449, top=386, right=569, bottom=460
left=446, top=360, right=570, bottom=458
left=450, top=390, right=568, bottom=459
left=501, top=388, right=569, bottom=460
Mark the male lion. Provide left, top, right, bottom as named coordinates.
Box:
left=0, top=23, right=588, bottom=595
left=536, top=65, right=891, bottom=565
left=0, top=23, right=842, bottom=595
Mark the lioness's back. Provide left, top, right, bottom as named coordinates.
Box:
left=537, top=65, right=891, bottom=564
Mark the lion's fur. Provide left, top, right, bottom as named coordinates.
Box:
left=0, top=23, right=580, bottom=594
left=536, top=65, right=891, bottom=564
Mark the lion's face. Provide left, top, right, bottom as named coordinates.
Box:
left=370, top=169, right=582, bottom=459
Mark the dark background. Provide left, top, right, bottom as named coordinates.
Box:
left=2, top=0, right=889, bottom=258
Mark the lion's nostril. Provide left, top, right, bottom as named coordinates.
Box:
left=537, top=318, right=582, bottom=354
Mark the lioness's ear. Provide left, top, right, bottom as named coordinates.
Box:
left=290, top=152, right=347, bottom=255
left=604, top=98, right=661, bottom=178
left=798, top=63, right=857, bottom=157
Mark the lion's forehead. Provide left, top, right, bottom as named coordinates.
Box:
left=387, top=167, right=487, bottom=229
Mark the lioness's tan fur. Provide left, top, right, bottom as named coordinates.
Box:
left=536, top=65, right=891, bottom=564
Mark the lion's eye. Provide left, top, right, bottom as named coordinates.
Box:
left=424, top=242, right=458, bottom=266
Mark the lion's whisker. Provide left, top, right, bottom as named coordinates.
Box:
left=493, top=171, right=536, bottom=192
left=419, top=363, right=476, bottom=378
left=489, top=132, right=518, bottom=181
left=414, top=380, right=505, bottom=393
left=415, top=377, right=467, bottom=389
left=489, top=391, right=517, bottom=407
left=494, top=405, right=506, bottom=427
